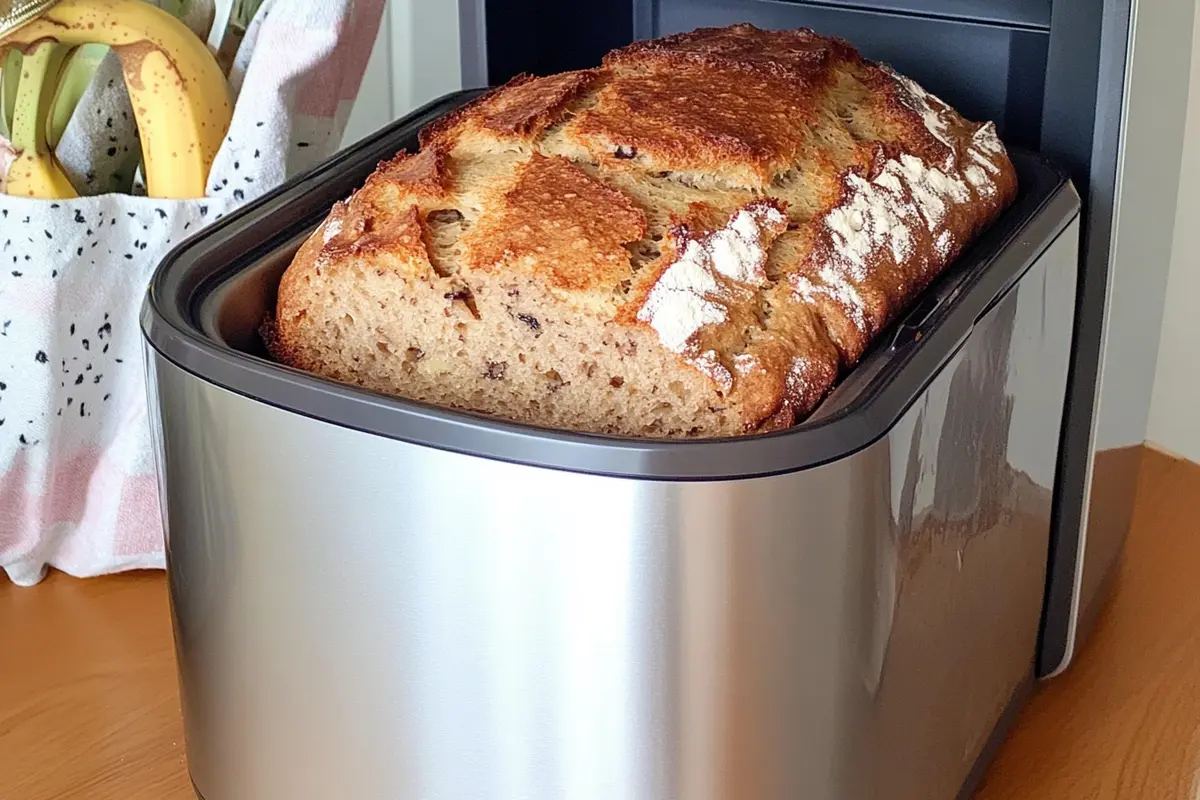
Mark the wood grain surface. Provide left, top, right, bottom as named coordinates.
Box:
left=0, top=569, right=192, bottom=799
left=0, top=447, right=1197, bottom=799
left=976, top=447, right=1200, bottom=799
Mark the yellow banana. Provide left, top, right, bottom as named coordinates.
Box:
left=5, top=41, right=78, bottom=199
left=0, top=0, right=232, bottom=199
left=0, top=48, right=22, bottom=140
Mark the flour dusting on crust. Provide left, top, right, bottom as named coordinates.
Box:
left=882, top=66, right=957, bottom=166
left=971, top=123, right=1005, bottom=158
left=637, top=257, right=727, bottom=353
left=792, top=274, right=869, bottom=330
left=638, top=200, right=787, bottom=354
left=693, top=349, right=733, bottom=392
left=793, top=68, right=1009, bottom=342
left=935, top=230, right=953, bottom=259
left=323, top=214, right=344, bottom=243
left=826, top=171, right=918, bottom=276
left=712, top=204, right=788, bottom=284
left=785, top=355, right=837, bottom=410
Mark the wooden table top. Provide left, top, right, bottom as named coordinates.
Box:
left=1, top=448, right=1197, bottom=800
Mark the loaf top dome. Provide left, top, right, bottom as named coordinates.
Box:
left=271, top=23, right=1017, bottom=438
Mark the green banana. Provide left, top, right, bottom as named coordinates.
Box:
left=6, top=41, right=77, bottom=198
left=47, top=43, right=109, bottom=149
left=0, top=48, right=21, bottom=140
left=231, top=0, right=264, bottom=30
left=152, top=0, right=216, bottom=43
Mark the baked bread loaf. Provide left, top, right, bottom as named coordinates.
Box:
left=268, top=24, right=1018, bottom=438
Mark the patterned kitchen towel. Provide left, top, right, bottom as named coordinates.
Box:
left=0, top=0, right=386, bottom=587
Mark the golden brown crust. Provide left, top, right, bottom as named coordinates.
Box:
left=575, top=24, right=869, bottom=189
left=728, top=306, right=843, bottom=431
left=619, top=197, right=789, bottom=325
left=562, top=26, right=869, bottom=188
left=366, top=146, right=450, bottom=200
left=272, top=223, right=327, bottom=371
left=328, top=145, right=457, bottom=250
left=420, top=70, right=601, bottom=149
left=274, top=23, right=1020, bottom=437
left=603, top=23, right=855, bottom=82
left=320, top=203, right=433, bottom=271
left=565, top=64, right=820, bottom=187
left=461, top=153, right=647, bottom=298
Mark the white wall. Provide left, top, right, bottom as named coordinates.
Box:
left=1149, top=4, right=1200, bottom=462
left=343, top=0, right=464, bottom=147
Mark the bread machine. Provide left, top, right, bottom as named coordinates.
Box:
left=140, top=0, right=1195, bottom=798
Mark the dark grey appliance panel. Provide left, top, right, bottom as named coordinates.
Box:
left=644, top=0, right=1048, bottom=151
left=651, top=0, right=1054, bottom=29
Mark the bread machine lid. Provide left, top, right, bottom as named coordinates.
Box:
left=141, top=89, right=1080, bottom=482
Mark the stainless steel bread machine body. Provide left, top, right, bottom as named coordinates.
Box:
left=142, top=92, right=1081, bottom=799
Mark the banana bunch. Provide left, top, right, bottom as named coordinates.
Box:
left=0, top=0, right=233, bottom=200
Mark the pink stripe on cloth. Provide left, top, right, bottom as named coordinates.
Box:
left=294, top=0, right=387, bottom=118
left=340, top=0, right=388, bottom=100
left=0, top=450, right=38, bottom=556
left=0, top=445, right=163, bottom=567
left=294, top=54, right=345, bottom=117
left=240, top=20, right=342, bottom=118
left=255, top=20, right=344, bottom=118
left=113, top=473, right=163, bottom=557
left=0, top=448, right=99, bottom=548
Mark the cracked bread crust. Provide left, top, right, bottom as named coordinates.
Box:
left=271, top=23, right=1018, bottom=439
left=419, top=70, right=602, bottom=151
left=462, top=153, right=647, bottom=303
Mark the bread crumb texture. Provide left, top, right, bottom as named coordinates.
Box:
left=271, top=24, right=1018, bottom=439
